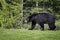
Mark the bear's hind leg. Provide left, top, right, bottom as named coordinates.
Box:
left=39, top=24, right=44, bottom=30
left=48, top=24, right=56, bottom=30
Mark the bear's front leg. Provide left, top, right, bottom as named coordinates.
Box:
left=29, top=22, right=36, bottom=30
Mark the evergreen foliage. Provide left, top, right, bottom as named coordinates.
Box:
left=0, top=0, right=60, bottom=28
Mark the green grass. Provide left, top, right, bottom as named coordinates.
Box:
left=0, top=29, right=60, bottom=40
left=0, top=20, right=60, bottom=40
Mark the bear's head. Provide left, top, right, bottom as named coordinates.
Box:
left=26, top=15, right=32, bottom=23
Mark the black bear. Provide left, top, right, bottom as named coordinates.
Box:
left=27, top=12, right=56, bottom=30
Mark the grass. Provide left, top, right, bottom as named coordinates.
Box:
left=0, top=29, right=60, bottom=40
left=0, top=20, right=60, bottom=40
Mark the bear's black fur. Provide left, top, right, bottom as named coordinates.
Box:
left=27, top=13, right=56, bottom=30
